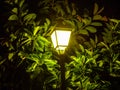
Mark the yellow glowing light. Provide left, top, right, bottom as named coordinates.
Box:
left=51, top=30, right=71, bottom=50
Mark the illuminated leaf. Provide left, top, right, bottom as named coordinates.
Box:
left=85, top=49, right=93, bottom=56
left=90, top=38, right=95, bottom=47
left=79, top=44, right=84, bottom=52
left=100, top=42, right=109, bottom=50
left=86, top=26, right=97, bottom=33
left=0, top=59, right=6, bottom=65
left=65, top=70, right=70, bottom=79
left=110, top=19, right=120, bottom=23
left=99, top=61, right=103, bottom=67
left=93, top=15, right=102, bottom=20
left=93, top=3, right=99, bottom=15
left=33, top=26, right=40, bottom=36
left=91, top=22, right=102, bottom=26
left=19, top=0, right=25, bottom=7
left=8, top=14, right=18, bottom=20
left=24, top=13, right=36, bottom=21
left=82, top=17, right=91, bottom=25
left=8, top=53, right=14, bottom=60
left=15, top=0, right=18, bottom=3
left=97, top=7, right=104, bottom=14
left=12, top=8, right=18, bottom=14
left=72, top=8, right=76, bottom=15
left=46, top=18, right=50, bottom=25
left=95, top=35, right=98, bottom=44
left=66, top=5, right=71, bottom=14
left=79, top=29, right=89, bottom=35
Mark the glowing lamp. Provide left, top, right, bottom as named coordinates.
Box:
left=51, top=28, right=71, bottom=50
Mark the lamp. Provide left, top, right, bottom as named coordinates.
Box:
left=51, top=27, right=72, bottom=90
left=51, top=27, right=71, bottom=50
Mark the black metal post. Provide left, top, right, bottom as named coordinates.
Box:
left=59, top=54, right=66, bottom=90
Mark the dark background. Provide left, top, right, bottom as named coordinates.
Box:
left=71, top=0, right=120, bottom=19
left=0, top=0, right=120, bottom=19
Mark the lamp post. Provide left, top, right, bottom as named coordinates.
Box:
left=51, top=27, right=72, bottom=90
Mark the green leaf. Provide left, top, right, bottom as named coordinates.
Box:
left=100, top=42, right=109, bottom=50
left=24, top=13, right=36, bottom=21
left=0, top=59, right=6, bottom=65
left=77, top=21, right=83, bottom=29
left=12, top=8, right=18, bottom=14
left=15, top=0, right=18, bottom=3
left=66, top=5, right=71, bottom=14
left=64, top=20, right=75, bottom=28
left=82, top=17, right=92, bottom=25
left=93, top=15, right=102, bottom=20
left=110, top=40, right=120, bottom=47
left=79, top=29, right=89, bottom=35
left=8, top=53, right=14, bottom=60
left=79, top=44, right=84, bottom=52
left=116, top=61, right=120, bottom=65
left=33, top=26, right=40, bottom=36
left=97, top=7, right=104, bottom=14
left=95, top=35, right=98, bottom=44
left=90, top=38, right=95, bottom=47
left=46, top=18, right=50, bottom=25
left=19, top=0, right=25, bottom=7
left=45, top=59, right=57, bottom=66
left=85, top=49, right=93, bottom=56
left=72, top=8, right=76, bottom=15
left=8, top=14, right=18, bottom=20
left=39, top=36, right=50, bottom=44
left=93, top=3, right=99, bottom=15
left=91, top=22, right=102, bottom=26
left=65, top=70, right=70, bottom=79
left=110, top=19, right=120, bottom=23
left=86, top=26, right=97, bottom=33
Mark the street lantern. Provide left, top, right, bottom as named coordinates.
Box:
left=51, top=27, right=72, bottom=90
left=51, top=27, right=71, bottom=50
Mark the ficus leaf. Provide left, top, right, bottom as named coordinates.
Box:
left=86, top=26, right=97, bottom=33
left=79, top=29, right=89, bottom=35
left=110, top=40, right=120, bottom=47
left=110, top=19, right=120, bottom=23
left=72, top=8, right=76, bottom=15
left=90, top=38, right=95, bottom=47
left=46, top=18, right=50, bottom=25
left=24, top=13, right=36, bottom=21
left=66, top=5, right=71, bottom=14
left=8, top=14, right=18, bottom=20
left=91, top=22, right=102, bottom=26
left=85, top=49, right=93, bottom=56
left=98, top=61, right=103, bottom=67
left=100, top=42, right=109, bottom=50
left=79, top=44, right=84, bottom=52
left=8, top=53, right=14, bottom=60
left=93, top=3, right=99, bottom=15
left=0, top=59, right=6, bottom=65
left=97, top=7, right=104, bottom=15
left=33, top=26, right=40, bottom=36
left=82, top=17, right=91, bottom=25
left=15, top=0, right=18, bottom=4
left=19, top=0, right=25, bottom=8
left=95, top=35, right=98, bottom=44
left=93, top=15, right=102, bottom=20
left=12, top=8, right=18, bottom=14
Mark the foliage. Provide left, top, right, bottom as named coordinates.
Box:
left=0, top=0, right=120, bottom=90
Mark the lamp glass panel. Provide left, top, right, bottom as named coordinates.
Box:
left=51, top=31, right=57, bottom=48
left=56, top=30, right=71, bottom=46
